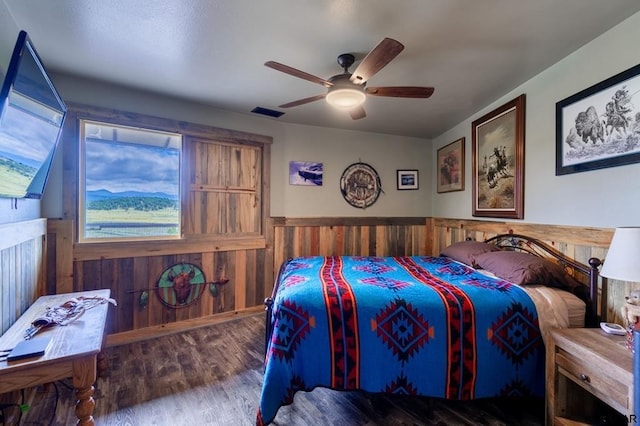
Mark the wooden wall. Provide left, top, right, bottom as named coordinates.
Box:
left=0, top=219, right=46, bottom=334
left=8, top=216, right=636, bottom=342
left=272, top=217, right=429, bottom=279
left=44, top=216, right=427, bottom=343
left=46, top=219, right=269, bottom=342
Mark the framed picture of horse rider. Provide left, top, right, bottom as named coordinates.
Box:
left=472, top=94, right=525, bottom=219
left=556, top=63, right=640, bottom=175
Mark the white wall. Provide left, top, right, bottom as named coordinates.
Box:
left=43, top=74, right=432, bottom=219
left=432, top=11, right=640, bottom=228
left=0, top=5, right=16, bottom=59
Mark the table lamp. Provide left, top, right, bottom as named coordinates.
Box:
left=599, top=226, right=640, bottom=415
left=600, top=227, right=640, bottom=325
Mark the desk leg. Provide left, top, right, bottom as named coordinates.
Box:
left=72, top=356, right=97, bottom=426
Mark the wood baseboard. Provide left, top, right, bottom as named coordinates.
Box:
left=105, top=306, right=264, bottom=347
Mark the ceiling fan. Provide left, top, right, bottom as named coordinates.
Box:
left=264, top=37, right=434, bottom=120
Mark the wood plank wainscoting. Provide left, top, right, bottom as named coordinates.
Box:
left=0, top=218, right=47, bottom=334
left=0, top=218, right=47, bottom=412
left=46, top=218, right=270, bottom=342
left=42, top=217, right=635, bottom=344
left=44, top=217, right=429, bottom=345
left=272, top=216, right=429, bottom=270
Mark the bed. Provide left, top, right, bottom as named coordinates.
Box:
left=257, top=234, right=601, bottom=425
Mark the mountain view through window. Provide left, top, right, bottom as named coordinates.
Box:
left=80, top=120, right=182, bottom=242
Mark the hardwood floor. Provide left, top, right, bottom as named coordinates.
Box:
left=17, top=314, right=544, bottom=425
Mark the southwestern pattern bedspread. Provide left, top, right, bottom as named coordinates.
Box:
left=257, top=256, right=544, bottom=425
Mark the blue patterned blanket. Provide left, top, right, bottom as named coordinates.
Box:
left=257, top=256, right=544, bottom=425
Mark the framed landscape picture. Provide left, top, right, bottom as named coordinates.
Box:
left=556, top=63, right=640, bottom=175
left=472, top=94, right=525, bottom=219
left=436, top=137, right=464, bottom=193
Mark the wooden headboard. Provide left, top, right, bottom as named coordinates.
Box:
left=483, top=233, right=602, bottom=327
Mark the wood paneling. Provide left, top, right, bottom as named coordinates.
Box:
left=31, top=215, right=640, bottom=343
left=185, top=137, right=263, bottom=236
left=43, top=217, right=427, bottom=342
left=430, top=218, right=613, bottom=254
left=271, top=217, right=428, bottom=275
left=51, top=243, right=269, bottom=337
left=0, top=219, right=46, bottom=334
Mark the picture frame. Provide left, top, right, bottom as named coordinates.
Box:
left=289, top=161, right=323, bottom=186
left=436, top=137, right=465, bottom=193
left=556, top=63, right=640, bottom=175
left=472, top=94, right=525, bottom=219
left=396, top=169, right=418, bottom=190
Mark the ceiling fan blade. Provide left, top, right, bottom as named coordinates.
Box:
left=265, top=61, right=333, bottom=87
left=349, top=105, right=366, bottom=120
left=366, top=86, right=435, bottom=98
left=350, top=38, right=404, bottom=85
left=278, top=94, right=326, bottom=108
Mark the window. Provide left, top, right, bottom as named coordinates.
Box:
left=79, top=120, right=182, bottom=242
left=66, top=104, right=270, bottom=254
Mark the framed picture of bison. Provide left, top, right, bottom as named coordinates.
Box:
left=556, top=63, right=640, bottom=175
left=436, top=138, right=464, bottom=193
left=472, top=94, right=525, bottom=219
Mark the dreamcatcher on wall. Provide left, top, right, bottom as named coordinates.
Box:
left=136, top=262, right=229, bottom=309
left=339, top=161, right=383, bottom=209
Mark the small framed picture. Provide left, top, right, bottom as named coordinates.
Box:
left=437, top=137, right=465, bottom=193
left=289, top=161, right=323, bottom=186
left=397, top=170, right=418, bottom=190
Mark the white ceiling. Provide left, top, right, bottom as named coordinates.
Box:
left=4, top=0, right=640, bottom=139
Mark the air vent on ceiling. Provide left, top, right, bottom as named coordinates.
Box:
left=251, top=107, right=284, bottom=118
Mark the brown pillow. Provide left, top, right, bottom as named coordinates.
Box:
left=472, top=251, right=581, bottom=289
left=440, top=240, right=501, bottom=266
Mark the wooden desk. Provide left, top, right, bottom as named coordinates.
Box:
left=0, top=289, right=111, bottom=425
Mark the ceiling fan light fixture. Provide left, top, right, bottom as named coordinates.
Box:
left=326, top=87, right=366, bottom=110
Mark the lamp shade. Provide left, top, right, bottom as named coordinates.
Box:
left=326, top=87, right=366, bottom=109
left=325, top=74, right=366, bottom=110
left=600, top=227, right=640, bottom=282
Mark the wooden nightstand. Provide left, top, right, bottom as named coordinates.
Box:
left=547, top=328, right=633, bottom=425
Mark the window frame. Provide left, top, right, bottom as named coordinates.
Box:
left=61, top=103, right=271, bottom=260
left=78, top=119, right=183, bottom=244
